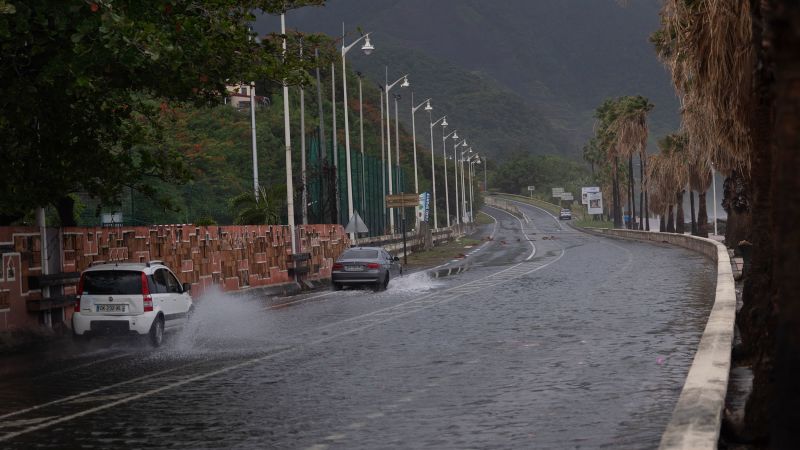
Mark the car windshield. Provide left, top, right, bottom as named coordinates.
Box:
left=341, top=249, right=379, bottom=259
left=82, top=270, right=142, bottom=295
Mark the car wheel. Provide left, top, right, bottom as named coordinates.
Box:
left=72, top=331, right=91, bottom=343
left=149, top=316, right=165, bottom=348
left=332, top=282, right=342, bottom=291
left=186, top=305, right=195, bottom=321
left=381, top=274, right=390, bottom=291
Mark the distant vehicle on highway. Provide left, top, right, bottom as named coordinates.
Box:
left=72, top=261, right=194, bottom=347
left=559, top=208, right=572, bottom=220
left=331, top=247, right=402, bottom=291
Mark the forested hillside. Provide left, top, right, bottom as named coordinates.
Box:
left=258, top=0, right=679, bottom=157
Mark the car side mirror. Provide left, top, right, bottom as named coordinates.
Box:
left=182, top=283, right=192, bottom=292
left=393, top=256, right=400, bottom=261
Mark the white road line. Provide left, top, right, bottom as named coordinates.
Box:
left=484, top=205, right=537, bottom=261
left=0, top=246, right=568, bottom=443
left=0, top=360, right=203, bottom=422
left=0, top=206, right=566, bottom=441
left=504, top=197, right=563, bottom=231
left=264, top=291, right=337, bottom=310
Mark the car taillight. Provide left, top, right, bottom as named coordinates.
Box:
left=141, top=272, right=153, bottom=312
left=332, top=263, right=344, bottom=270
left=366, top=263, right=380, bottom=269
left=74, top=274, right=84, bottom=313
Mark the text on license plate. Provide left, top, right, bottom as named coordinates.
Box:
left=344, top=265, right=363, bottom=272
left=96, top=304, right=127, bottom=313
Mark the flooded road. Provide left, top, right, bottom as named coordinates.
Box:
left=0, top=201, right=716, bottom=449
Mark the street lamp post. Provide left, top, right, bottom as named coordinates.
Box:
left=249, top=81, right=259, bottom=197
left=379, top=87, right=386, bottom=233
left=394, top=93, right=404, bottom=242
left=453, top=138, right=467, bottom=225
left=384, top=69, right=409, bottom=234
left=299, top=39, right=308, bottom=225
left=357, top=73, right=366, bottom=221
left=341, top=26, right=374, bottom=240
left=468, top=153, right=479, bottom=223
left=429, top=114, right=447, bottom=229
left=331, top=61, right=338, bottom=224
left=280, top=13, right=297, bottom=254
left=459, top=147, right=472, bottom=223
left=442, top=129, right=458, bottom=227
left=314, top=48, right=327, bottom=223
left=711, top=162, right=718, bottom=236
left=411, top=94, right=432, bottom=195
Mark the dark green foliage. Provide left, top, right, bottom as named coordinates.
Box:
left=0, top=0, right=323, bottom=224
left=491, top=153, right=591, bottom=198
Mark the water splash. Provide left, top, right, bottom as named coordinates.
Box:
left=168, top=287, right=273, bottom=356
left=385, top=271, right=444, bottom=294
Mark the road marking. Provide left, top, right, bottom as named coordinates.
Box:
left=264, top=291, right=337, bottom=310
left=0, top=208, right=566, bottom=442
left=484, top=205, right=536, bottom=261
left=0, top=362, right=202, bottom=422
left=504, top=197, right=563, bottom=231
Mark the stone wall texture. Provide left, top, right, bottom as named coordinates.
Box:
left=0, top=224, right=349, bottom=332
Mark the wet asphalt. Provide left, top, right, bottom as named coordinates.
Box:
left=0, top=201, right=716, bottom=449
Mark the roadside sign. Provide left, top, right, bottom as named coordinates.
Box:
left=552, top=187, right=564, bottom=198
left=386, top=193, right=420, bottom=208
left=416, top=192, right=431, bottom=222
left=527, top=185, right=535, bottom=191
left=561, top=193, right=574, bottom=201
left=581, top=186, right=600, bottom=205
left=587, top=192, right=603, bottom=214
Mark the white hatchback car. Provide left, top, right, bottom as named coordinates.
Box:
left=72, top=261, right=193, bottom=347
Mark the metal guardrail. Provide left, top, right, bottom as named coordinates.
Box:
left=354, top=226, right=464, bottom=255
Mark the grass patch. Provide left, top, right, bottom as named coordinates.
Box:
left=404, top=236, right=483, bottom=269
left=475, top=211, right=495, bottom=225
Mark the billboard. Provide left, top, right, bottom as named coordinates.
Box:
left=581, top=186, right=600, bottom=205
left=587, top=192, right=603, bottom=215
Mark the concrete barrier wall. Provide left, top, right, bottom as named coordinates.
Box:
left=587, top=228, right=736, bottom=450
left=484, top=196, right=521, bottom=216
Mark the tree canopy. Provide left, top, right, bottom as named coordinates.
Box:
left=0, top=0, right=323, bottom=224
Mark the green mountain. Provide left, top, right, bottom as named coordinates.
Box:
left=256, top=0, right=678, bottom=159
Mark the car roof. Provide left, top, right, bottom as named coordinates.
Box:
left=83, top=262, right=167, bottom=273
left=346, top=246, right=384, bottom=251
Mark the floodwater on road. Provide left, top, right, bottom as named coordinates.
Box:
left=0, top=202, right=715, bottom=449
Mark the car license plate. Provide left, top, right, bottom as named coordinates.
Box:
left=96, top=304, right=127, bottom=313
left=344, top=265, right=363, bottom=272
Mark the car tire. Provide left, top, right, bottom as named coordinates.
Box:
left=186, top=305, right=195, bottom=321
left=149, top=316, right=164, bottom=348
left=72, top=331, right=91, bottom=343
left=381, top=274, right=389, bottom=291
left=332, top=282, right=342, bottom=291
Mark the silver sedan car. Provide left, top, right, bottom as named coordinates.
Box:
left=331, top=247, right=402, bottom=291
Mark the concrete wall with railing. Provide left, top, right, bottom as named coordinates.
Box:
left=585, top=228, right=736, bottom=450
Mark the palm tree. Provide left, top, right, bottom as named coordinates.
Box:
left=608, top=96, right=653, bottom=229
left=653, top=0, right=754, bottom=243
left=230, top=185, right=286, bottom=225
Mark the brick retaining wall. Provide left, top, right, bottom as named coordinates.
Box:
left=0, top=224, right=348, bottom=332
